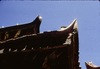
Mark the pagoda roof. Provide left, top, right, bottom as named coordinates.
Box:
left=0, top=16, right=81, bottom=69
left=85, top=62, right=100, bottom=69
left=0, top=19, right=77, bottom=52
left=0, top=16, right=42, bottom=41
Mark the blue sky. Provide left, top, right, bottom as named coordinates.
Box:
left=0, top=1, right=100, bottom=69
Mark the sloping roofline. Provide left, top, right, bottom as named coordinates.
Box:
left=85, top=62, right=100, bottom=69
left=0, top=16, right=42, bottom=41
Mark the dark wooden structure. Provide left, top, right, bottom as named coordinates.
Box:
left=0, top=16, right=81, bottom=69
left=0, top=16, right=42, bottom=41
left=85, top=62, right=100, bottom=69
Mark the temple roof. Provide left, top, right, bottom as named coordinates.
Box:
left=0, top=16, right=42, bottom=41
left=0, top=19, right=77, bottom=52
left=0, top=16, right=80, bottom=69
left=85, top=62, right=100, bottom=69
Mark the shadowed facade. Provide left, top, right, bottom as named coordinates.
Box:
left=0, top=16, right=81, bottom=69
